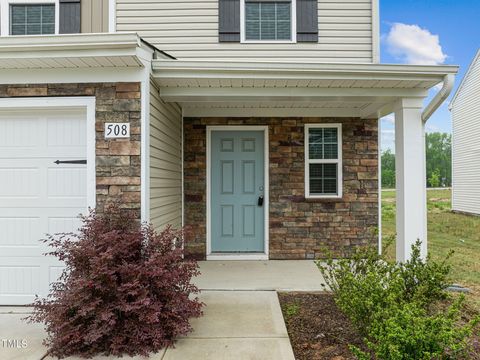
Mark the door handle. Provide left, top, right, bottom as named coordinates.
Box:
left=54, top=160, right=87, bottom=165
left=258, top=195, right=264, bottom=207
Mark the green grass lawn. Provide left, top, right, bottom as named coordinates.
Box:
left=382, top=189, right=480, bottom=305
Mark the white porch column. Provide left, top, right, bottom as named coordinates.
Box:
left=394, top=98, right=427, bottom=262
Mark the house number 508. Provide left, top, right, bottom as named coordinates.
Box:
left=105, top=123, right=130, bottom=139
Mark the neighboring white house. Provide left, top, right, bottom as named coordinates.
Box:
left=450, top=50, right=480, bottom=215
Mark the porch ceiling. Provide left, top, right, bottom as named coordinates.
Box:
left=152, top=60, right=459, bottom=118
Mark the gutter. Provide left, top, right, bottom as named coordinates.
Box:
left=139, top=38, right=176, bottom=60
left=421, top=74, right=455, bottom=122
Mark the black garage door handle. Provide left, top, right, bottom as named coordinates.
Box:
left=54, top=160, right=87, bottom=165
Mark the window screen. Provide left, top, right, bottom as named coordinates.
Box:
left=305, top=125, right=342, bottom=197
left=245, top=1, right=291, bottom=41
left=10, top=4, right=55, bottom=35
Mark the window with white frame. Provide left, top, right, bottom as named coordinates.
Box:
left=243, top=0, right=295, bottom=42
left=0, top=0, right=59, bottom=36
left=10, top=4, right=55, bottom=35
left=305, top=124, right=342, bottom=198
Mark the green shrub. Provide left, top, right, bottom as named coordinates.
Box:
left=351, top=296, right=478, bottom=360
left=318, top=240, right=479, bottom=359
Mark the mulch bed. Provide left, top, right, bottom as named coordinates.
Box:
left=279, top=292, right=480, bottom=360
left=278, top=292, right=366, bottom=360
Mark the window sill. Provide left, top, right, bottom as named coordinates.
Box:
left=240, top=40, right=297, bottom=44
left=305, top=195, right=343, bottom=201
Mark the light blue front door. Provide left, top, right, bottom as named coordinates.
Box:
left=211, top=130, right=265, bottom=253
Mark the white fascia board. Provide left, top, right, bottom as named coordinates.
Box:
left=0, top=32, right=142, bottom=52
left=152, top=60, right=459, bottom=79
left=0, top=67, right=146, bottom=84
left=0, top=47, right=140, bottom=60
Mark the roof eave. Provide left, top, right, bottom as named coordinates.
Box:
left=152, top=59, right=459, bottom=80
left=0, top=33, right=156, bottom=69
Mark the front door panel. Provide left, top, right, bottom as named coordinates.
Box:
left=211, top=131, right=265, bottom=252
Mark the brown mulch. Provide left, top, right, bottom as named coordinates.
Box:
left=278, top=292, right=367, bottom=360
left=279, top=292, right=480, bottom=360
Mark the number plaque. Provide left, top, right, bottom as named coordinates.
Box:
left=105, top=123, right=130, bottom=139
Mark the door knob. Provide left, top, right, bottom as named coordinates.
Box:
left=258, top=195, right=264, bottom=207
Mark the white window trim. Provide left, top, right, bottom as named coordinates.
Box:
left=240, top=0, right=297, bottom=44
left=0, top=0, right=59, bottom=37
left=108, top=0, right=116, bottom=33
left=304, top=123, right=343, bottom=199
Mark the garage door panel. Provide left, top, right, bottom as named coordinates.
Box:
left=0, top=217, right=41, bottom=246
left=0, top=167, right=40, bottom=197
left=47, top=115, right=86, bottom=147
left=48, top=216, right=83, bottom=235
left=0, top=116, right=41, bottom=148
left=47, top=167, right=87, bottom=199
left=0, top=162, right=87, bottom=208
left=0, top=260, right=64, bottom=303
left=0, top=212, right=83, bottom=250
left=0, top=107, right=89, bottom=305
left=0, top=265, right=41, bottom=301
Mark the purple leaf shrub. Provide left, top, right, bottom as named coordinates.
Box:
left=27, top=206, right=203, bottom=358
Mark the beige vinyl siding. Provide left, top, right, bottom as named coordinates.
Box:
left=116, top=0, right=374, bottom=63
left=150, top=79, right=183, bottom=230
left=81, top=0, right=109, bottom=33
left=451, top=53, right=480, bottom=215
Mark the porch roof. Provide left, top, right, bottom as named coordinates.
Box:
left=0, top=33, right=166, bottom=69
left=151, top=60, right=459, bottom=118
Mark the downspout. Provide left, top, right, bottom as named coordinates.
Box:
left=421, top=74, right=455, bottom=122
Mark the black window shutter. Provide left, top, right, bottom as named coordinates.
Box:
left=59, top=0, right=81, bottom=34
left=219, top=0, right=240, bottom=42
left=297, top=0, right=318, bottom=42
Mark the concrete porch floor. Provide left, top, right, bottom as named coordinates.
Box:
left=0, top=261, right=325, bottom=359
left=195, top=260, right=325, bottom=291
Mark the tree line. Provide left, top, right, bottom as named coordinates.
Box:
left=381, top=132, right=452, bottom=188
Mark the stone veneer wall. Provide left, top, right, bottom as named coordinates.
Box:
left=184, top=117, right=379, bottom=260
left=0, top=83, right=142, bottom=217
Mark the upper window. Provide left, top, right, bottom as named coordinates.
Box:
left=10, top=4, right=55, bottom=35
left=305, top=124, right=343, bottom=198
left=242, top=0, right=295, bottom=42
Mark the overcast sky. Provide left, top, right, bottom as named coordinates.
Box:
left=379, top=0, right=479, bottom=152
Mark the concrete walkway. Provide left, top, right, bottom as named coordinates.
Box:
left=0, top=261, right=324, bottom=359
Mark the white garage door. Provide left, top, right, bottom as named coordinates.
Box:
left=0, top=108, right=89, bottom=305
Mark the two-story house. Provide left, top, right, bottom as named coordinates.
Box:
left=0, top=0, right=457, bottom=305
